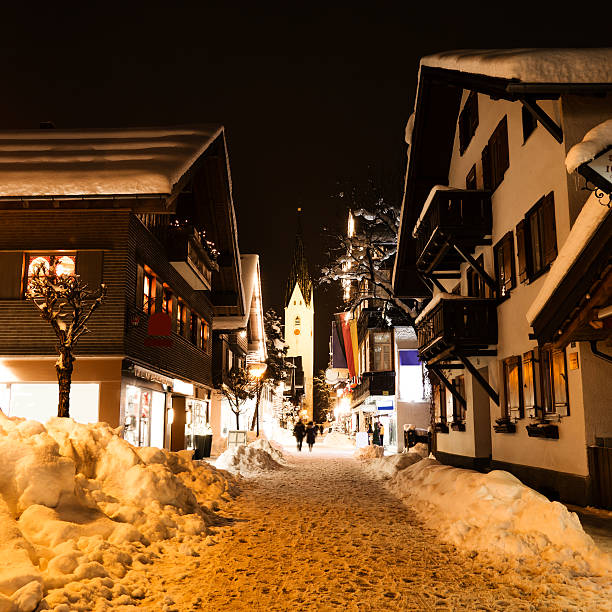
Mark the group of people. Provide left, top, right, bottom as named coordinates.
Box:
left=293, top=421, right=323, bottom=452
left=368, top=420, right=385, bottom=446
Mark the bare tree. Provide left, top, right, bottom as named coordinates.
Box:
left=221, top=367, right=256, bottom=429
left=319, top=195, right=416, bottom=322
left=26, top=257, right=107, bottom=418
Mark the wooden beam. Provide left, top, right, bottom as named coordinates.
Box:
left=453, top=350, right=500, bottom=406
left=520, top=97, right=563, bottom=144
left=451, top=241, right=497, bottom=293
left=429, top=365, right=466, bottom=408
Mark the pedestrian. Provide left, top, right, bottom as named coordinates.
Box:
left=372, top=421, right=380, bottom=446
left=367, top=423, right=373, bottom=445
left=379, top=422, right=385, bottom=447
left=319, top=424, right=324, bottom=436
left=293, top=420, right=306, bottom=451
left=305, top=421, right=317, bottom=452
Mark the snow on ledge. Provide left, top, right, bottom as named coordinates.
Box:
left=566, top=118, right=612, bottom=173
left=412, top=185, right=454, bottom=238
left=421, top=48, right=612, bottom=83
left=526, top=192, right=610, bottom=325
left=415, top=292, right=479, bottom=326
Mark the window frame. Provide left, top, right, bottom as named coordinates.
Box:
left=540, top=347, right=569, bottom=417
left=524, top=192, right=557, bottom=281
left=25, top=253, right=77, bottom=294
left=459, top=91, right=479, bottom=155
left=493, top=231, right=516, bottom=299
left=482, top=115, right=509, bottom=192
left=503, top=355, right=524, bottom=420
left=142, top=268, right=156, bottom=315
left=452, top=375, right=466, bottom=423
left=176, top=301, right=187, bottom=337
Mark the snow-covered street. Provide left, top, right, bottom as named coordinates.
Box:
left=132, top=446, right=612, bottom=611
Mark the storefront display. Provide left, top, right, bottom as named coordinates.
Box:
left=185, top=398, right=212, bottom=458
left=124, top=385, right=165, bottom=448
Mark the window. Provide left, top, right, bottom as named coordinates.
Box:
left=161, top=287, right=173, bottom=315
left=466, top=254, right=492, bottom=298
left=452, top=376, right=466, bottom=422
left=517, top=192, right=557, bottom=282
left=522, top=350, right=538, bottom=418
left=436, top=385, right=447, bottom=423
left=541, top=348, right=569, bottom=416
left=459, top=91, right=479, bottom=155
left=465, top=164, right=477, bottom=190
left=176, top=301, right=186, bottom=336
left=503, top=356, right=523, bottom=419
left=26, top=254, right=76, bottom=291
left=494, top=231, right=516, bottom=298
left=190, top=313, right=198, bottom=344
left=295, top=316, right=301, bottom=327
left=482, top=116, right=509, bottom=192
left=370, top=331, right=392, bottom=371
left=200, top=320, right=210, bottom=353
left=522, top=106, right=537, bottom=143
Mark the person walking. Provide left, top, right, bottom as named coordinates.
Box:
left=379, top=422, right=385, bottom=447
left=305, top=421, right=317, bottom=452
left=372, top=421, right=380, bottom=446
left=293, top=420, right=306, bottom=451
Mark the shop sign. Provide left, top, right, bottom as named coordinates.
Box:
left=144, top=313, right=173, bottom=347
left=172, top=378, right=194, bottom=396
left=133, top=365, right=173, bottom=387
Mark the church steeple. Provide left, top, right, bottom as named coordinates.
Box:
left=284, top=208, right=313, bottom=307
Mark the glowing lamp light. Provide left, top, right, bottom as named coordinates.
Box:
left=249, top=363, right=267, bottom=380
left=167, top=408, right=175, bottom=425
left=239, top=330, right=247, bottom=339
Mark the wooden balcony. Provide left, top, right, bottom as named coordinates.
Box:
left=416, top=297, right=497, bottom=362
left=414, top=189, right=492, bottom=274
left=351, top=371, right=395, bottom=406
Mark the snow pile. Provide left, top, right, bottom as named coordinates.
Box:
left=214, top=441, right=285, bottom=476
left=526, top=192, right=610, bottom=324
left=0, top=412, right=234, bottom=612
left=421, top=49, right=612, bottom=83
left=354, top=445, right=384, bottom=460
left=390, top=459, right=612, bottom=576
left=248, top=438, right=287, bottom=465
left=566, top=118, right=612, bottom=173
left=321, top=431, right=355, bottom=448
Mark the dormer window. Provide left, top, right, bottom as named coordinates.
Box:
left=295, top=316, right=301, bottom=327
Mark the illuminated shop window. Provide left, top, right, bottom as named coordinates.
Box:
left=200, top=320, right=210, bottom=352
left=161, top=287, right=172, bottom=315
left=177, top=301, right=186, bottom=336
left=143, top=270, right=156, bottom=314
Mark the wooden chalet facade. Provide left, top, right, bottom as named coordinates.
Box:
left=0, top=125, right=244, bottom=453
left=393, top=50, right=612, bottom=506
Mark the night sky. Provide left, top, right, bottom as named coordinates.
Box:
left=1, top=3, right=602, bottom=373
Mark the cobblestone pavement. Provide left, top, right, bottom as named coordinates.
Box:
left=132, top=449, right=611, bottom=611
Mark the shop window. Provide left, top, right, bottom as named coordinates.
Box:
left=541, top=348, right=569, bottom=416
left=26, top=253, right=76, bottom=292
left=522, top=350, right=538, bottom=418
left=459, top=91, right=479, bottom=155
left=452, top=375, right=466, bottom=422
left=436, top=384, right=447, bottom=423
left=482, top=115, right=509, bottom=192
left=494, top=231, right=516, bottom=299
left=143, top=271, right=155, bottom=314
left=522, top=106, right=537, bottom=143
left=503, top=355, right=523, bottom=419
left=516, top=192, right=557, bottom=283
left=370, top=331, right=392, bottom=371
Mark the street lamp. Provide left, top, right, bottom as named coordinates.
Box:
left=248, top=363, right=267, bottom=436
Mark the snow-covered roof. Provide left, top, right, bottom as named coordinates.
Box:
left=415, top=292, right=480, bottom=325
left=421, top=49, right=612, bottom=83
left=566, top=119, right=612, bottom=173
left=526, top=193, right=610, bottom=325
left=0, top=124, right=224, bottom=198
left=412, top=185, right=454, bottom=237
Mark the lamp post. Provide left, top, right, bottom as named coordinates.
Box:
left=249, top=363, right=267, bottom=437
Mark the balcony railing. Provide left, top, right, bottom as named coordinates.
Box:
left=351, top=371, right=395, bottom=406
left=414, top=189, right=491, bottom=274
left=416, top=297, right=497, bottom=361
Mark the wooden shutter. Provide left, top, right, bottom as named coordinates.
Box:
left=516, top=220, right=528, bottom=283
left=76, top=251, right=103, bottom=291
left=505, top=356, right=523, bottom=419
left=522, top=351, right=536, bottom=417
left=0, top=252, right=24, bottom=299
left=541, top=192, right=558, bottom=267
left=552, top=349, right=569, bottom=416
left=482, top=144, right=492, bottom=190
left=466, top=164, right=477, bottom=190
left=136, top=264, right=144, bottom=310
left=498, top=116, right=509, bottom=180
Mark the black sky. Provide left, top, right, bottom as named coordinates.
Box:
left=1, top=3, right=605, bottom=373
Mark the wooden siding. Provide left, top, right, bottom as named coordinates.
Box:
left=124, top=215, right=213, bottom=387
left=0, top=210, right=129, bottom=355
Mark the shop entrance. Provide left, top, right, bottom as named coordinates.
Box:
left=124, top=385, right=166, bottom=448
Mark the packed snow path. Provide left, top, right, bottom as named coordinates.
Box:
left=127, top=447, right=610, bottom=612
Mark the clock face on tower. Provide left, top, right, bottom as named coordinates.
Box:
left=294, top=329, right=300, bottom=335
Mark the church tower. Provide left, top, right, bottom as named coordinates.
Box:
left=284, top=209, right=314, bottom=421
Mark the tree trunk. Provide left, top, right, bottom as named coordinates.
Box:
left=236, top=410, right=240, bottom=430
left=56, top=347, right=74, bottom=418
left=250, top=386, right=263, bottom=433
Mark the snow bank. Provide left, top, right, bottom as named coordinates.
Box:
left=321, top=431, right=355, bottom=448
left=566, top=118, right=612, bottom=173
left=214, top=440, right=286, bottom=476
left=0, top=411, right=235, bottom=612
left=421, top=48, right=612, bottom=83
left=354, top=445, right=384, bottom=460
left=390, top=459, right=612, bottom=576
